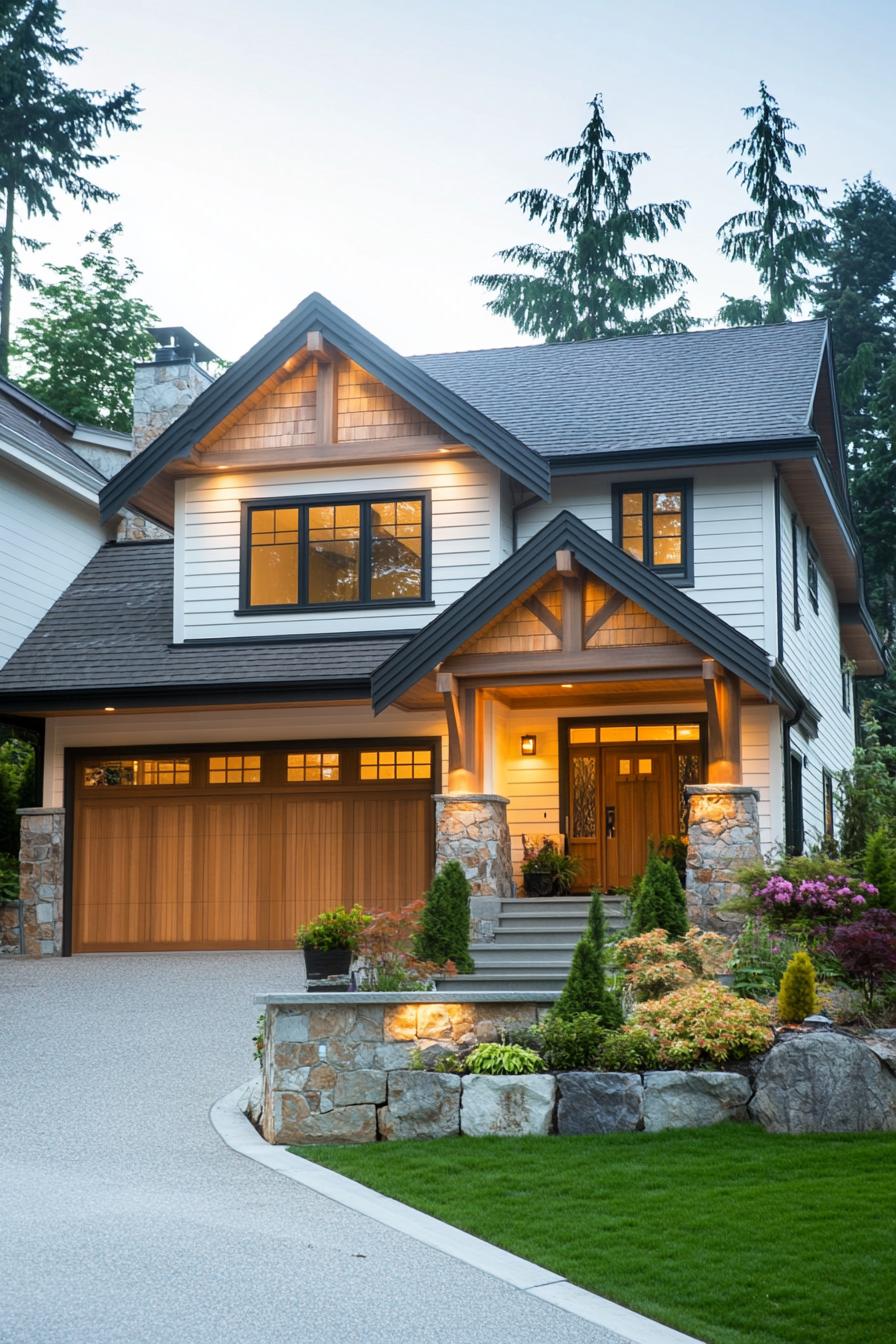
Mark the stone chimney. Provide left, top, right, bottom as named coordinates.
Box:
left=132, top=326, right=219, bottom=456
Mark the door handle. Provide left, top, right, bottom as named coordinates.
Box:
left=605, top=806, right=616, bottom=839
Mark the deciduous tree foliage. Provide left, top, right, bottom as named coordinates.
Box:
left=13, top=225, right=155, bottom=430
left=0, top=0, right=140, bottom=374
left=473, top=94, right=694, bottom=341
left=717, top=82, right=827, bottom=326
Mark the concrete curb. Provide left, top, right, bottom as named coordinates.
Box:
left=210, top=1083, right=704, bottom=1344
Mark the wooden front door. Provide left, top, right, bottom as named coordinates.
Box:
left=602, top=746, right=677, bottom=891
left=72, top=743, right=436, bottom=952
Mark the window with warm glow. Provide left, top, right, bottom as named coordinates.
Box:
left=287, top=752, right=340, bottom=782
left=244, top=495, right=426, bottom=609
left=83, top=759, right=191, bottom=787
left=208, top=754, right=262, bottom=784
left=613, top=481, right=691, bottom=581
left=359, top=749, right=431, bottom=781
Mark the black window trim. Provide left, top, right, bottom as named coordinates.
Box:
left=784, top=740, right=805, bottom=856
left=807, top=530, right=820, bottom=615
left=611, top=478, right=694, bottom=586
left=841, top=654, right=852, bottom=715
left=236, top=489, right=432, bottom=615
left=791, top=513, right=801, bottom=630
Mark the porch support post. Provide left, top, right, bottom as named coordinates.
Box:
left=437, top=673, right=482, bottom=793
left=16, top=807, right=65, bottom=957
left=433, top=793, right=514, bottom=943
left=685, top=785, right=761, bottom=934
left=703, top=658, right=742, bottom=784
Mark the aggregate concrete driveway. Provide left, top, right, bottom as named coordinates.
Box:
left=0, top=954, right=627, bottom=1344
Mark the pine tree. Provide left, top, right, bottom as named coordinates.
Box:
left=12, top=226, right=155, bottom=430
left=630, top=854, right=688, bottom=937
left=414, top=860, right=474, bottom=974
left=777, top=950, right=819, bottom=1023
left=863, top=827, right=896, bottom=911
left=554, top=889, right=622, bottom=1025
left=473, top=94, right=694, bottom=341
left=717, top=82, right=827, bottom=326
left=0, top=2, right=141, bottom=373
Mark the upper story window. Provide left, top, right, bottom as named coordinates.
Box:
left=807, top=534, right=819, bottom=614
left=791, top=515, right=801, bottom=630
left=242, top=494, right=428, bottom=611
left=612, top=481, right=692, bottom=584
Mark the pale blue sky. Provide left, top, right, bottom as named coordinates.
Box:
left=17, top=0, right=896, bottom=360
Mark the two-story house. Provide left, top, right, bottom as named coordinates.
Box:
left=0, top=293, right=883, bottom=956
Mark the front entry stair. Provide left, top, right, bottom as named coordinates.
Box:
left=436, top=893, right=627, bottom=993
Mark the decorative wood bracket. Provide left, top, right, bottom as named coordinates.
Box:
left=583, top=591, right=626, bottom=643
left=523, top=597, right=562, bottom=640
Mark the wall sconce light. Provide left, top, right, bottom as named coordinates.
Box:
left=520, top=734, right=537, bottom=757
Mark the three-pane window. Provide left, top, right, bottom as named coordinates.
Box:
left=245, top=495, right=425, bottom=608
left=614, top=482, right=690, bottom=580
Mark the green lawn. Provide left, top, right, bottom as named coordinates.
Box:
left=291, top=1125, right=896, bottom=1344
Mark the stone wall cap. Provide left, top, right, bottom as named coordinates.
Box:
left=16, top=807, right=65, bottom=816
left=256, top=990, right=559, bottom=1006
left=685, top=785, right=759, bottom=799
left=432, top=793, right=510, bottom=804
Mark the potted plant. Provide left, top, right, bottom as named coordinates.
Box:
left=521, top=837, right=560, bottom=897
left=295, top=904, right=371, bottom=979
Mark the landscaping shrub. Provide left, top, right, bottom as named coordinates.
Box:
left=730, top=917, right=808, bottom=999
left=862, top=828, right=896, bottom=911
left=0, top=853, right=19, bottom=903
left=538, top=1012, right=607, bottom=1071
left=629, top=854, right=688, bottom=937
left=554, top=890, right=622, bottom=1025
left=777, top=950, right=820, bottom=1023
left=837, top=716, right=896, bottom=858
left=633, top=981, right=773, bottom=1067
left=828, top=908, right=896, bottom=1010
left=414, top=861, right=474, bottom=974
left=616, top=926, right=730, bottom=1001
left=599, top=1026, right=660, bottom=1072
left=358, top=900, right=455, bottom=990
left=736, top=864, right=877, bottom=928
left=295, top=903, right=371, bottom=951
left=465, top=1042, right=544, bottom=1075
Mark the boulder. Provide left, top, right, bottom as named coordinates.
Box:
left=378, top=1070, right=461, bottom=1140
left=750, top=1032, right=896, bottom=1134
left=556, top=1072, right=643, bottom=1135
left=333, top=1068, right=387, bottom=1107
left=643, top=1071, right=751, bottom=1131
left=461, top=1073, right=555, bottom=1137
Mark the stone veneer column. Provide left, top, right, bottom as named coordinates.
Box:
left=685, top=785, right=761, bottom=932
left=433, top=794, right=514, bottom=943
left=17, top=808, right=65, bottom=957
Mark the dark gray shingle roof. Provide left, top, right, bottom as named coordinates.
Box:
left=411, top=319, right=827, bottom=460
left=0, top=390, right=106, bottom=485
left=0, top=543, right=406, bottom=701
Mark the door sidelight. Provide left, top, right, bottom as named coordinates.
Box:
left=605, top=805, right=616, bottom=839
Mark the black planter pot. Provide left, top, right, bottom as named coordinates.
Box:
left=303, top=945, right=352, bottom=979
left=523, top=870, right=555, bottom=898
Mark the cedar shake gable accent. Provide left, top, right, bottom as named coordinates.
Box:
left=99, top=292, right=550, bottom=523
left=371, top=511, right=779, bottom=713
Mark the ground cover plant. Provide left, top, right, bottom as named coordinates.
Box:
left=295, top=1126, right=896, bottom=1344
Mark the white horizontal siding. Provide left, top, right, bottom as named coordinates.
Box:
left=178, top=457, right=502, bottom=641
left=0, top=459, right=108, bottom=667
left=516, top=464, right=774, bottom=646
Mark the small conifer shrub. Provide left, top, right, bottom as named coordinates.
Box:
left=862, top=827, right=896, bottom=911
left=554, top=889, right=622, bottom=1025
left=414, top=860, right=474, bottom=974
left=777, top=950, right=820, bottom=1023
left=630, top=853, right=688, bottom=937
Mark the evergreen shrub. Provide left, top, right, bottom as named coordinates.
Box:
left=414, top=860, right=474, bottom=974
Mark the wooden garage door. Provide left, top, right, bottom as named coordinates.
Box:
left=72, top=743, right=436, bottom=952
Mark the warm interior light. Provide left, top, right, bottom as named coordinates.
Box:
left=520, top=734, right=537, bottom=757
left=561, top=683, right=574, bottom=689
left=104, top=707, right=115, bottom=713
left=216, top=465, right=227, bottom=470
left=439, top=447, right=451, bottom=454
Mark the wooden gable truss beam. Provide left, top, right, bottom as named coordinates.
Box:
left=703, top=658, right=743, bottom=784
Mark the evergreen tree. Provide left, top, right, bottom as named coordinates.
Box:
left=12, top=226, right=155, bottom=431
left=630, top=854, right=688, bottom=937
left=0, top=1, right=141, bottom=373
left=777, top=950, right=819, bottom=1023
left=414, top=860, right=474, bottom=974
left=554, top=889, right=622, bottom=1025
left=473, top=94, right=694, bottom=341
left=717, top=82, right=827, bottom=325
left=863, top=827, right=896, bottom=910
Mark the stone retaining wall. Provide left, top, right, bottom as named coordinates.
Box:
left=0, top=901, right=22, bottom=954
left=17, top=808, right=65, bottom=957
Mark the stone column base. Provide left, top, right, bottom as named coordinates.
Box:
left=685, top=785, right=761, bottom=933
left=17, top=808, right=65, bottom=957
left=433, top=794, right=513, bottom=941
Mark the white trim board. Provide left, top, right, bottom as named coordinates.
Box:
left=210, top=1084, right=705, bottom=1344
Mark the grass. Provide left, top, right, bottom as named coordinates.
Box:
left=291, top=1125, right=896, bottom=1344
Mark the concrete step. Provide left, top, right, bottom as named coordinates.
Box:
left=470, top=944, right=579, bottom=968
left=440, top=970, right=568, bottom=992
left=485, top=926, right=590, bottom=945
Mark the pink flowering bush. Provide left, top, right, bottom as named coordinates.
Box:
left=633, top=981, right=773, bottom=1067
left=750, top=871, right=876, bottom=928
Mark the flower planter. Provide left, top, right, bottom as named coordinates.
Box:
left=522, top=871, right=554, bottom=898
left=303, top=946, right=352, bottom=980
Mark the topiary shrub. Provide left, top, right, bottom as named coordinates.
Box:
left=599, top=1026, right=660, bottom=1072
left=630, top=853, right=688, bottom=937
left=863, top=828, right=896, bottom=911
left=414, top=860, right=474, bottom=974
left=538, top=1012, right=607, bottom=1071
left=777, top=949, right=820, bottom=1023
left=554, top=889, right=622, bottom=1025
